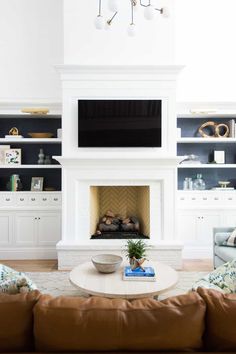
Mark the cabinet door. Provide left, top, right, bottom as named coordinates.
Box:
left=197, top=213, right=221, bottom=246
left=178, top=213, right=198, bottom=245
left=222, top=212, right=236, bottom=227
left=0, top=213, right=13, bottom=246
left=37, top=213, right=61, bottom=246
left=15, top=214, right=37, bottom=245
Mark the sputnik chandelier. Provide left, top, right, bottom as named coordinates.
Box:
left=94, top=0, right=170, bottom=36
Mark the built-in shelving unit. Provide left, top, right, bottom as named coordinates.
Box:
left=177, top=113, right=236, bottom=190
left=0, top=113, right=62, bottom=191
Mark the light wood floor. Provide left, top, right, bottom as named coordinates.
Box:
left=0, top=259, right=213, bottom=272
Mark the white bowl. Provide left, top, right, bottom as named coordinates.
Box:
left=91, top=254, right=123, bottom=273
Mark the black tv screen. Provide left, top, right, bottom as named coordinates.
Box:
left=78, top=100, right=162, bottom=147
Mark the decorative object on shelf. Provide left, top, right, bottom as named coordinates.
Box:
left=183, top=177, right=193, bottom=191
left=213, top=150, right=225, bottom=164
left=218, top=181, right=231, bottom=188
left=28, top=132, right=53, bottom=138
left=180, top=154, right=201, bottom=165
left=37, top=148, right=45, bottom=165
left=57, top=128, right=62, bottom=139
left=6, top=174, right=23, bottom=192
left=198, top=121, right=229, bottom=138
left=193, top=174, right=206, bottom=190
left=91, top=254, right=123, bottom=273
left=0, top=145, right=10, bottom=164
left=31, top=177, right=44, bottom=191
left=21, top=108, right=49, bottom=115
left=228, top=119, right=235, bottom=138
left=123, top=239, right=149, bottom=270
left=4, top=149, right=21, bottom=165
left=5, top=127, right=23, bottom=139
left=44, top=187, right=56, bottom=191
left=44, top=155, right=51, bottom=165
left=94, top=0, right=170, bottom=36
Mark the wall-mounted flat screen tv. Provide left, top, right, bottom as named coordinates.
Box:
left=78, top=99, right=162, bottom=147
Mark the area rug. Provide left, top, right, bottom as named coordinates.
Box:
left=26, top=271, right=208, bottom=300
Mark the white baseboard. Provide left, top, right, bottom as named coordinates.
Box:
left=0, top=248, right=57, bottom=260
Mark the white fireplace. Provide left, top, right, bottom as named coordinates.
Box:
left=54, top=65, right=184, bottom=270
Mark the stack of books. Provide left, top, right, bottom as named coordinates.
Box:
left=123, top=266, right=156, bottom=282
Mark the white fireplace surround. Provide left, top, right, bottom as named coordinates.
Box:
left=54, top=65, right=184, bottom=270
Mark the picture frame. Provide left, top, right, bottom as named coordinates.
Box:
left=0, top=145, right=10, bottom=165
left=4, top=148, right=21, bottom=165
left=31, top=177, right=44, bottom=191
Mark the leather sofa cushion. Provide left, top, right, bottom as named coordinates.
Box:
left=34, top=291, right=206, bottom=352
left=0, top=290, right=41, bottom=353
left=197, top=288, right=236, bottom=351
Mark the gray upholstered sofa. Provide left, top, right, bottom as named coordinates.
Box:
left=213, top=227, right=236, bottom=268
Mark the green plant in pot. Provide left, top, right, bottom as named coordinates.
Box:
left=124, top=239, right=149, bottom=270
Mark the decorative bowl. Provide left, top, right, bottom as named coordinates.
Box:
left=28, top=132, right=54, bottom=138
left=91, top=254, right=123, bottom=273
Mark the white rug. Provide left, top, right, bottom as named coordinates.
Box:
left=26, top=271, right=208, bottom=300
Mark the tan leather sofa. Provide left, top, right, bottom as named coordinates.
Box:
left=0, top=288, right=236, bottom=353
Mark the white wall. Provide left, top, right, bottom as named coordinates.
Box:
left=64, top=0, right=175, bottom=65
left=175, top=0, right=236, bottom=102
left=0, top=0, right=63, bottom=102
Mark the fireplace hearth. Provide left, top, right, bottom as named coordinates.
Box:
left=91, top=232, right=149, bottom=240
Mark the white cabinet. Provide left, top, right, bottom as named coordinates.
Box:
left=0, top=213, right=13, bottom=246
left=37, top=213, right=61, bottom=245
left=0, top=192, right=61, bottom=259
left=15, top=214, right=37, bottom=245
left=178, top=211, right=221, bottom=247
left=15, top=212, right=61, bottom=247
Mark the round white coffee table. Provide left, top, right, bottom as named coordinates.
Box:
left=69, top=261, right=178, bottom=299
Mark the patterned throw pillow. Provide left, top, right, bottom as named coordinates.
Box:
left=223, top=228, right=236, bottom=247
left=192, top=259, right=236, bottom=294
left=0, top=264, right=37, bottom=294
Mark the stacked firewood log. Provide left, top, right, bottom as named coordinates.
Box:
left=96, top=210, right=140, bottom=235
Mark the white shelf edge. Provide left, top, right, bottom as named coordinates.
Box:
left=0, top=138, right=62, bottom=143
left=0, top=165, right=62, bottom=169
left=177, top=138, right=236, bottom=143
left=178, top=164, right=236, bottom=168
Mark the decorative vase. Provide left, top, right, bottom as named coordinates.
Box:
left=38, top=148, right=44, bottom=164
left=44, top=155, right=51, bottom=164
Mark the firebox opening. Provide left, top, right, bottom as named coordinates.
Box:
left=90, top=186, right=150, bottom=239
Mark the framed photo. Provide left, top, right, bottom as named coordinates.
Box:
left=31, top=177, right=44, bottom=191
left=0, top=145, right=10, bottom=164
left=4, top=148, right=21, bottom=165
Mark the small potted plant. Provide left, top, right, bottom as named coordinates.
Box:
left=123, top=239, right=149, bottom=270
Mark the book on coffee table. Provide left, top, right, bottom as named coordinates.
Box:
left=123, top=266, right=156, bottom=282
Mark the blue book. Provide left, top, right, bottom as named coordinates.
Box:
left=124, top=266, right=155, bottom=277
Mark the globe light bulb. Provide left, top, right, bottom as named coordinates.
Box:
left=161, top=7, right=170, bottom=18
left=127, top=24, right=136, bottom=37
left=94, top=15, right=105, bottom=30
left=144, top=5, right=155, bottom=20
left=108, top=0, right=118, bottom=12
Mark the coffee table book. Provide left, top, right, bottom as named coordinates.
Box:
left=123, top=266, right=156, bottom=282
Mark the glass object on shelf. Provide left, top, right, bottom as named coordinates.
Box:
left=183, top=177, right=193, bottom=190
left=44, top=155, right=51, bottom=165
left=38, top=148, right=44, bottom=164
left=193, top=174, right=206, bottom=190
